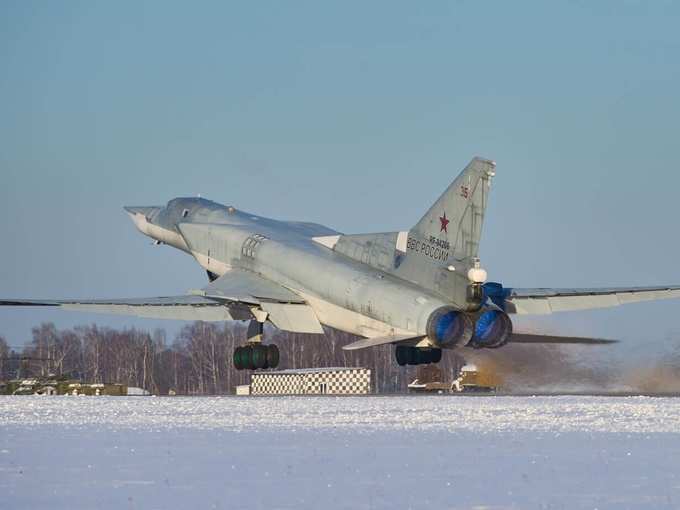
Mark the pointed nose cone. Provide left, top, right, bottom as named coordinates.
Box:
left=123, top=206, right=161, bottom=218
left=123, top=206, right=162, bottom=235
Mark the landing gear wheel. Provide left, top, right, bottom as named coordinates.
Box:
left=233, top=346, right=245, bottom=370
left=266, top=344, right=280, bottom=369
left=415, top=349, right=431, bottom=365
left=395, top=346, right=443, bottom=366
left=251, top=344, right=267, bottom=370
left=406, top=347, right=419, bottom=366
left=240, top=345, right=253, bottom=370
left=395, top=346, right=410, bottom=366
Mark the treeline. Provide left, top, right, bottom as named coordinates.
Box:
left=0, top=323, right=465, bottom=395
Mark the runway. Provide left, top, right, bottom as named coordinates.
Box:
left=2, top=395, right=680, bottom=509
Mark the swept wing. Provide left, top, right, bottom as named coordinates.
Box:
left=504, top=285, right=680, bottom=315
left=0, top=269, right=324, bottom=333
left=0, top=295, right=236, bottom=322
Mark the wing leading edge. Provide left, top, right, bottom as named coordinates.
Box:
left=0, top=295, right=239, bottom=322
left=0, top=269, right=324, bottom=333
left=503, top=285, right=680, bottom=315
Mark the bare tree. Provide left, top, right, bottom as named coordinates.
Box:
left=0, top=336, right=10, bottom=380
left=7, top=321, right=447, bottom=395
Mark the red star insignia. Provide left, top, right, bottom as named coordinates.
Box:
left=439, top=212, right=449, bottom=233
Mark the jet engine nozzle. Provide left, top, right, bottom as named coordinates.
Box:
left=469, top=310, right=513, bottom=349
left=426, top=307, right=473, bottom=348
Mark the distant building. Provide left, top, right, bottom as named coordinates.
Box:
left=249, top=367, right=371, bottom=395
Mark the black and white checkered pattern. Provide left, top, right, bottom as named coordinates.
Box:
left=251, top=368, right=371, bottom=395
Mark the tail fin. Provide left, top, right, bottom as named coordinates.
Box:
left=411, top=157, right=495, bottom=262
left=393, top=157, right=496, bottom=296
left=312, top=157, right=496, bottom=300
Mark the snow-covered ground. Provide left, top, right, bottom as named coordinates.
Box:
left=2, top=395, right=680, bottom=509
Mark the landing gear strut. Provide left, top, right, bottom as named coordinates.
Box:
left=232, top=320, right=280, bottom=370
left=395, top=346, right=442, bottom=366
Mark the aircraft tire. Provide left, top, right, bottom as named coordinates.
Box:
left=251, top=344, right=267, bottom=370
left=430, top=348, right=442, bottom=364
left=395, top=346, right=409, bottom=366
left=241, top=345, right=254, bottom=370
left=414, top=349, right=430, bottom=365
left=266, top=344, right=280, bottom=369
left=233, top=346, right=245, bottom=370
left=406, top=347, right=419, bottom=365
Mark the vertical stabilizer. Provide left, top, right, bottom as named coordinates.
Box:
left=412, top=157, right=495, bottom=262
left=395, top=157, right=496, bottom=298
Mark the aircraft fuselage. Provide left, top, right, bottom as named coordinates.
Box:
left=125, top=197, right=459, bottom=341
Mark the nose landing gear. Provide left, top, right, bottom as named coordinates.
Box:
left=232, top=320, right=280, bottom=370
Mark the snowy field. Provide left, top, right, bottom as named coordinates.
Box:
left=2, top=396, right=680, bottom=510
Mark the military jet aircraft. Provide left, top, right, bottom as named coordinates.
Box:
left=3, top=158, right=679, bottom=370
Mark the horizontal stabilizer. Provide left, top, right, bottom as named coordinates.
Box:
left=510, top=333, right=618, bottom=345
left=342, top=334, right=425, bottom=351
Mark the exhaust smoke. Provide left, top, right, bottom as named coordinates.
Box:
left=465, top=330, right=680, bottom=394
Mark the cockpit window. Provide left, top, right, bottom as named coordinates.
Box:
left=182, top=209, right=189, bottom=218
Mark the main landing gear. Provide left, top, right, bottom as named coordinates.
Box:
left=233, top=320, right=280, bottom=370
left=233, top=344, right=279, bottom=370
left=395, top=346, right=442, bottom=366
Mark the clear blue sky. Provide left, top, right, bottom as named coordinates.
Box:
left=1, top=1, right=679, bottom=355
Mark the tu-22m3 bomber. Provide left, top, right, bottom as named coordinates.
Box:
left=3, top=158, right=680, bottom=370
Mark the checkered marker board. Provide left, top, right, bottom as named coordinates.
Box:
left=251, top=368, right=371, bottom=395
left=251, top=373, right=306, bottom=395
